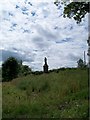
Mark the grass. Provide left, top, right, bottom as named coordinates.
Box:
left=2, top=68, right=89, bottom=118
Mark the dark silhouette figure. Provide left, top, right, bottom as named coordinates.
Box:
left=43, top=57, right=48, bottom=73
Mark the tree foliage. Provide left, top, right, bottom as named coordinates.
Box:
left=2, top=57, right=32, bottom=82
left=2, top=57, right=19, bottom=81
left=54, top=1, right=89, bottom=23
left=77, top=58, right=87, bottom=68
left=64, top=2, right=89, bottom=23
left=20, top=65, right=31, bottom=76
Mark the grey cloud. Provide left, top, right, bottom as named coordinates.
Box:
left=31, top=11, right=36, bottom=16
left=16, top=5, right=20, bottom=9
left=64, top=24, right=74, bottom=31
left=9, top=12, right=14, bottom=17
left=36, top=25, right=57, bottom=40
left=22, top=12, right=29, bottom=15
left=21, top=7, right=28, bottom=12
left=28, top=2, right=33, bottom=6
left=67, top=53, right=80, bottom=61
left=33, top=37, right=44, bottom=42
left=56, top=38, right=73, bottom=44
left=32, top=36, right=50, bottom=50
left=1, top=50, right=34, bottom=63
left=1, top=50, right=22, bottom=61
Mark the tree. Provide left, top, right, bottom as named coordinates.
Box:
left=2, top=57, right=19, bottom=81
left=21, top=65, right=31, bottom=76
left=63, top=2, right=89, bottom=23
left=77, top=58, right=87, bottom=68
left=54, top=1, right=89, bottom=23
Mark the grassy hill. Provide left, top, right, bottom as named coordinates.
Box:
left=2, top=68, right=89, bottom=119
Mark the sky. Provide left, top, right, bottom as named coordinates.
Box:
left=0, top=0, right=88, bottom=71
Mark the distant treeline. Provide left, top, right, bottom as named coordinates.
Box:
left=1, top=56, right=87, bottom=82
left=31, top=67, right=87, bottom=75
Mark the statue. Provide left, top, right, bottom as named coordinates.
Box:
left=43, top=57, right=48, bottom=73
left=44, top=57, right=47, bottom=64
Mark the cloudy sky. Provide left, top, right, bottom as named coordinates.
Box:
left=0, top=0, right=88, bottom=71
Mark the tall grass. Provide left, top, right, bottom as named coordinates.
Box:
left=2, top=68, right=88, bottom=118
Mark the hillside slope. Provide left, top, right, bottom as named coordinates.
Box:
left=2, top=68, right=89, bottom=118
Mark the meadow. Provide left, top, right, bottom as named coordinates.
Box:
left=2, top=68, right=89, bottom=119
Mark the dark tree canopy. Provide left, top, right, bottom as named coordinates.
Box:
left=54, top=1, right=89, bottom=23
left=77, top=58, right=87, bottom=68
left=2, top=57, right=19, bottom=81
left=2, top=57, right=32, bottom=81
left=64, top=2, right=89, bottom=23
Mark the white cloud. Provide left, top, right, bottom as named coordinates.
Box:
left=0, top=0, right=88, bottom=71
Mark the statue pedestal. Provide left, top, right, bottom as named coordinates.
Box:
left=43, top=64, right=48, bottom=73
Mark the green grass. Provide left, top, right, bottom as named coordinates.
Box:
left=2, top=68, right=89, bottom=118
